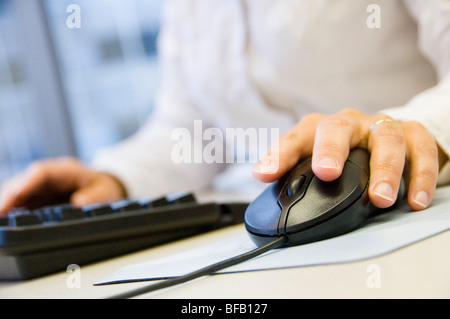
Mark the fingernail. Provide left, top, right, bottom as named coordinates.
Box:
left=374, top=182, right=394, bottom=202
left=253, top=156, right=279, bottom=174
left=413, top=191, right=429, bottom=209
left=316, top=157, right=338, bottom=169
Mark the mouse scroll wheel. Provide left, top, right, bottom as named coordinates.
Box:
left=286, top=175, right=306, bottom=196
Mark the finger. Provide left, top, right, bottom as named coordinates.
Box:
left=0, top=172, right=31, bottom=214
left=70, top=174, right=125, bottom=207
left=12, top=163, right=53, bottom=204
left=253, top=113, right=325, bottom=183
left=311, top=109, right=367, bottom=181
left=0, top=167, right=57, bottom=214
left=368, top=117, right=407, bottom=208
left=402, top=121, right=439, bottom=210
left=0, top=158, right=91, bottom=213
left=12, top=160, right=78, bottom=203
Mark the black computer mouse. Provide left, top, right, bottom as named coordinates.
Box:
left=245, top=148, right=405, bottom=247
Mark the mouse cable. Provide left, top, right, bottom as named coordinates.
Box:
left=108, top=235, right=287, bottom=299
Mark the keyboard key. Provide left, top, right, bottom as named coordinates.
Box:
left=8, top=211, right=42, bottom=227
left=52, top=205, right=85, bottom=221
left=111, top=201, right=143, bottom=213
left=83, top=203, right=115, bottom=217
left=168, top=192, right=196, bottom=205
left=139, top=193, right=197, bottom=208
left=37, top=205, right=59, bottom=222
left=140, top=196, right=169, bottom=208
left=0, top=217, right=8, bottom=227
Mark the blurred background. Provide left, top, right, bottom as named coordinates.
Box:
left=0, top=0, right=163, bottom=181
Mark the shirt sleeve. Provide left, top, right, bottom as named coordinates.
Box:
left=382, top=0, right=450, bottom=185
left=90, top=2, right=227, bottom=199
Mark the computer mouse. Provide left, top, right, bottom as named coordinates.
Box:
left=245, top=148, right=405, bottom=247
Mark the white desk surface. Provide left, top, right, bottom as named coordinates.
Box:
left=0, top=223, right=449, bottom=299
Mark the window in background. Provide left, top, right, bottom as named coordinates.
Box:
left=0, top=0, right=50, bottom=180
left=45, top=0, right=163, bottom=161
left=0, top=0, right=163, bottom=182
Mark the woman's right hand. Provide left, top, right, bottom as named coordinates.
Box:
left=0, top=157, right=126, bottom=215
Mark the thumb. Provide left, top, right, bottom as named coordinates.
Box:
left=70, top=174, right=126, bottom=207
left=70, top=185, right=104, bottom=207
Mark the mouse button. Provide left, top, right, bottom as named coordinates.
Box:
left=346, top=148, right=370, bottom=173
left=284, top=161, right=369, bottom=234
left=244, top=184, right=282, bottom=236
left=286, top=175, right=306, bottom=197
left=277, top=159, right=313, bottom=207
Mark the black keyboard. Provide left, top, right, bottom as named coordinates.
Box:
left=0, top=193, right=248, bottom=281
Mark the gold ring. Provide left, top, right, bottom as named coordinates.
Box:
left=369, top=118, right=398, bottom=132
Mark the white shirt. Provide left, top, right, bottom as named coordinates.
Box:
left=93, top=0, right=450, bottom=200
